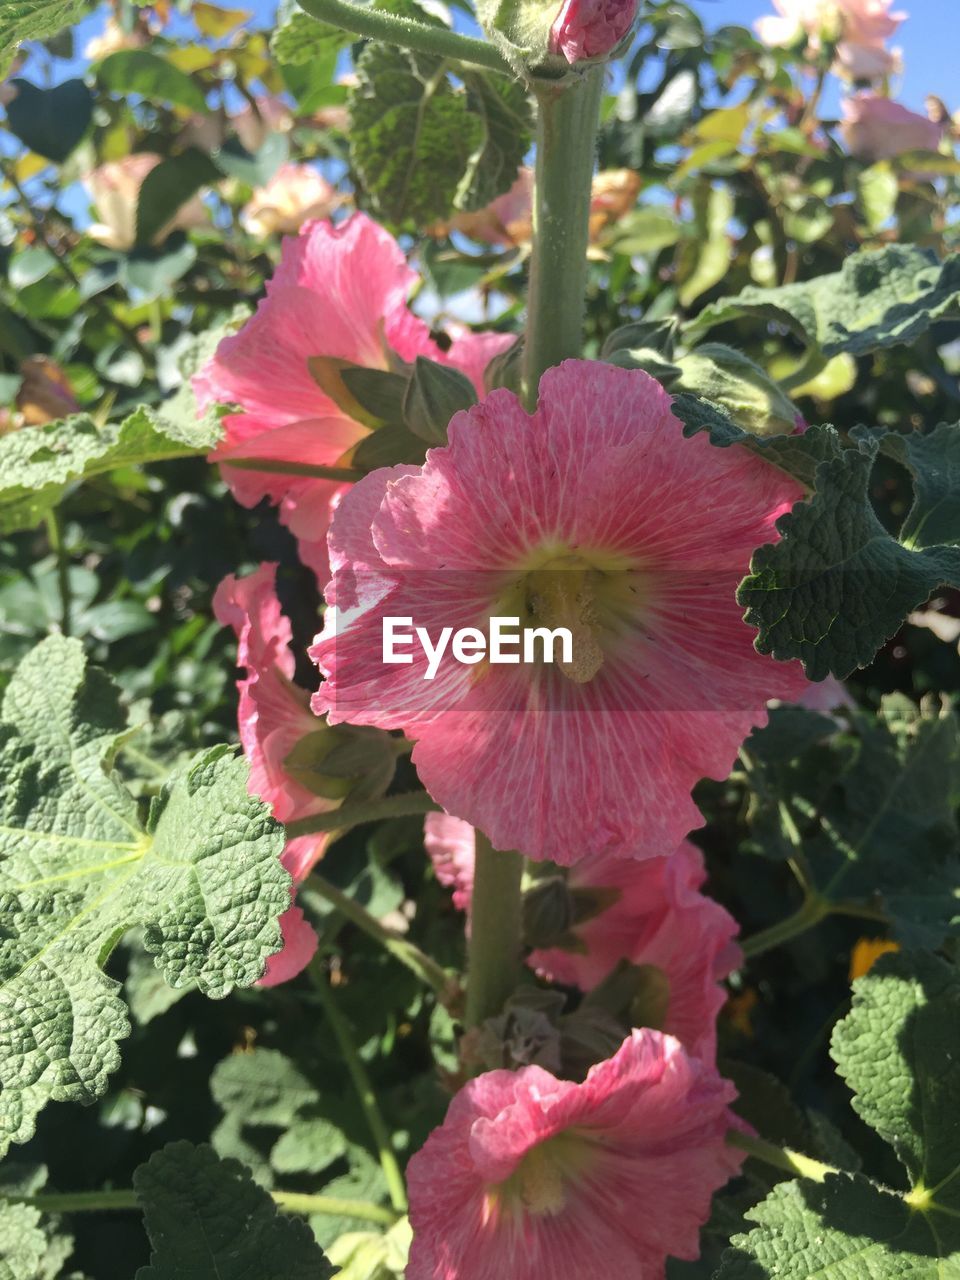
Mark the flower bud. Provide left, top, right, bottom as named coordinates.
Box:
left=548, top=0, right=639, bottom=65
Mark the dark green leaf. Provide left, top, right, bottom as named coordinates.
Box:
left=134, top=1142, right=335, bottom=1279
left=0, top=0, right=91, bottom=76
left=213, top=133, right=289, bottom=188
left=5, top=79, right=93, bottom=163
left=403, top=355, right=476, bottom=445
left=136, top=148, right=220, bottom=246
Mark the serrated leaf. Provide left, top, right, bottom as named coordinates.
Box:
left=738, top=431, right=960, bottom=679
left=871, top=421, right=960, bottom=551
left=685, top=244, right=960, bottom=358
left=0, top=1165, right=75, bottom=1280
left=719, top=952, right=960, bottom=1278
left=270, top=3, right=349, bottom=64
left=0, top=326, right=229, bottom=533
left=0, top=637, right=288, bottom=1155
left=457, top=73, right=532, bottom=213
left=211, top=1048, right=319, bottom=1129
left=0, top=0, right=91, bottom=76
left=134, top=1141, right=335, bottom=1280
left=350, top=41, right=482, bottom=227
left=671, top=393, right=842, bottom=488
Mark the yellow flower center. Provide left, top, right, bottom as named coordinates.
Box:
left=485, top=1131, right=596, bottom=1222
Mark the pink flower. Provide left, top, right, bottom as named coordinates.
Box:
left=406, top=1029, right=743, bottom=1280
left=233, top=95, right=294, bottom=154
left=841, top=93, right=943, bottom=160
left=196, top=214, right=514, bottom=581
left=311, top=360, right=807, bottom=863
left=214, top=564, right=331, bottom=984
left=258, top=903, right=319, bottom=987
left=549, top=0, right=638, bottom=63
left=424, top=814, right=476, bottom=912
left=240, top=163, right=342, bottom=238
left=754, top=0, right=905, bottom=79
left=425, top=818, right=738, bottom=1059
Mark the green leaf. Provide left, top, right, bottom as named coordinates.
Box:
left=349, top=43, right=529, bottom=227
left=674, top=343, right=799, bottom=436
left=0, top=0, right=91, bottom=76
left=749, top=698, right=960, bottom=945
left=856, top=161, right=898, bottom=233
left=134, top=1142, right=335, bottom=1280
left=0, top=1165, right=76, bottom=1279
left=135, top=148, right=220, bottom=246
left=97, top=50, right=209, bottom=113
left=0, top=636, right=288, bottom=1155
left=677, top=183, right=733, bottom=307
left=213, top=133, right=289, bottom=188
left=120, top=236, right=197, bottom=299
left=0, top=406, right=215, bottom=533
left=5, top=80, right=93, bottom=163
left=738, top=430, right=960, bottom=679
left=872, top=421, right=960, bottom=551
left=403, top=355, right=476, bottom=445
left=270, top=3, right=349, bottom=65
left=719, top=951, right=960, bottom=1278
left=671, top=393, right=842, bottom=488
left=457, top=73, right=532, bottom=213
left=685, top=244, right=960, bottom=358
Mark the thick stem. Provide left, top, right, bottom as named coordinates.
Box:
left=304, top=871, right=456, bottom=1003
left=8, top=1189, right=396, bottom=1224
left=309, top=959, right=408, bottom=1213
left=297, top=0, right=511, bottom=73
left=464, top=831, right=524, bottom=1027
left=285, top=790, right=439, bottom=839
left=522, top=66, right=604, bottom=409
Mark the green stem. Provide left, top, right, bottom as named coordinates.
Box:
left=297, top=0, right=511, bottom=73
left=304, top=871, right=456, bottom=1004
left=522, top=66, right=604, bottom=409
left=45, top=510, right=71, bottom=637
left=223, top=458, right=364, bottom=482
left=727, top=1130, right=837, bottom=1183
left=308, top=958, right=409, bottom=1214
left=464, top=830, right=524, bottom=1027
left=285, top=790, right=440, bottom=839
left=741, top=894, right=829, bottom=959
left=7, top=1189, right=396, bottom=1224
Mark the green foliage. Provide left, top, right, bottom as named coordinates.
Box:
left=133, top=1142, right=335, bottom=1279
left=740, top=428, right=960, bottom=679
left=685, top=245, right=960, bottom=359
left=349, top=42, right=531, bottom=227
left=0, top=0, right=91, bottom=74
left=5, top=80, right=93, bottom=163
left=135, top=149, right=222, bottom=247
left=96, top=51, right=209, bottom=113
left=744, top=698, right=960, bottom=945
left=0, top=636, right=288, bottom=1155
left=718, top=952, right=960, bottom=1277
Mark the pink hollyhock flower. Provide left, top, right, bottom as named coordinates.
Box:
left=214, top=563, right=332, bottom=983
left=755, top=0, right=904, bottom=78
left=841, top=93, right=943, bottom=160
left=196, top=214, right=514, bottom=581
left=406, top=1029, right=743, bottom=1280
left=240, top=163, right=342, bottom=238
left=549, top=0, right=638, bottom=63
left=424, top=813, right=476, bottom=912
left=425, top=818, right=738, bottom=1059
left=311, top=360, right=808, bottom=863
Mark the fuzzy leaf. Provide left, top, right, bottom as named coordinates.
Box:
left=349, top=40, right=483, bottom=227
left=718, top=951, right=960, bottom=1278
left=685, top=244, right=960, bottom=357
left=0, top=637, right=288, bottom=1156
left=134, top=1142, right=335, bottom=1279
left=457, top=73, right=532, bottom=212
left=738, top=431, right=960, bottom=679
left=0, top=0, right=91, bottom=75
left=270, top=2, right=348, bottom=64
left=745, top=697, right=960, bottom=945
left=0, top=327, right=228, bottom=533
